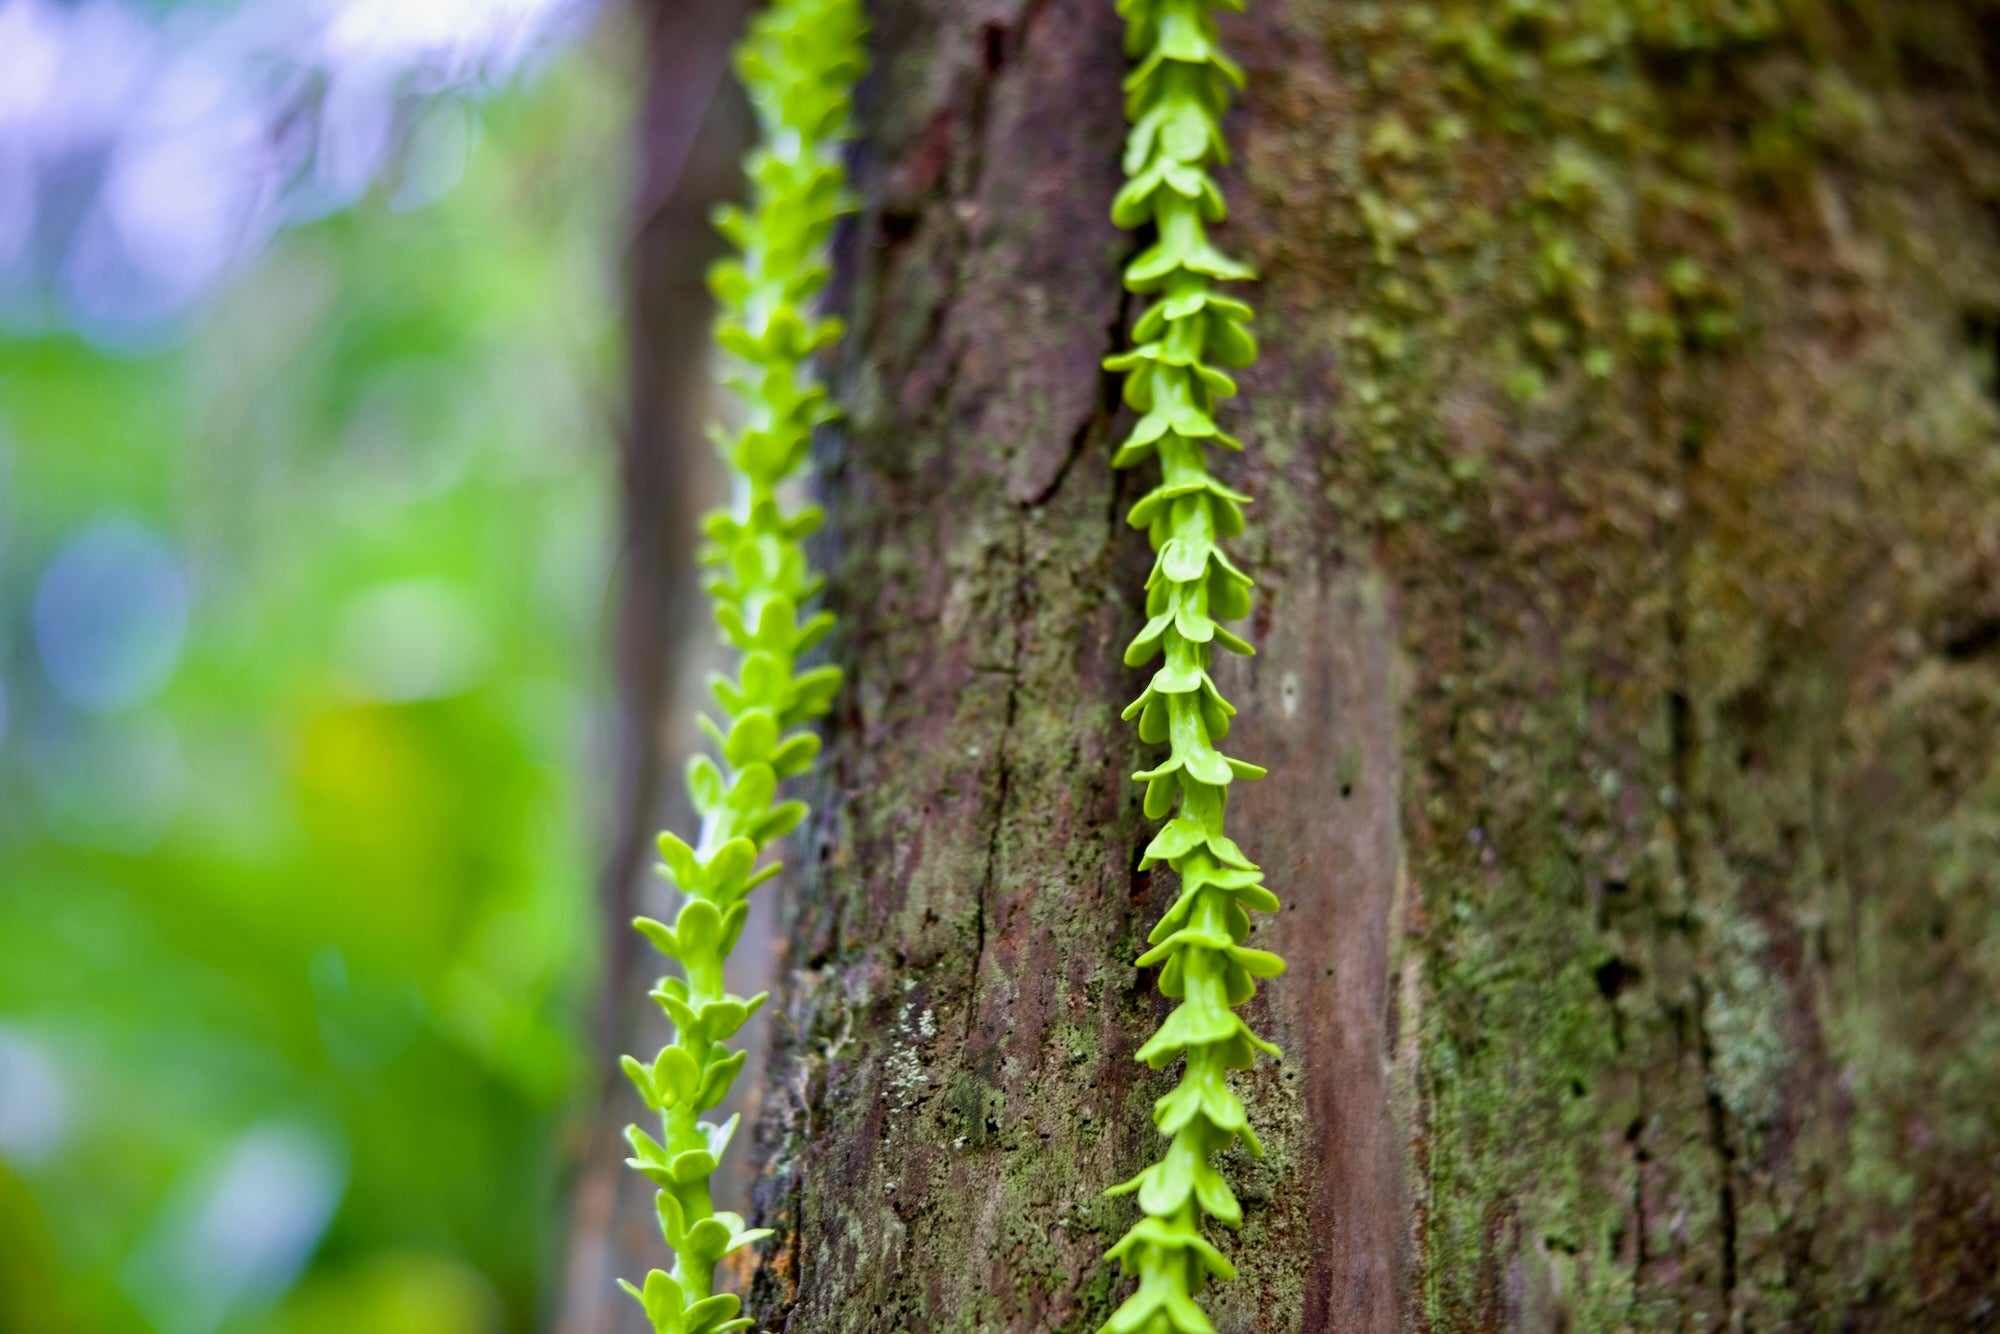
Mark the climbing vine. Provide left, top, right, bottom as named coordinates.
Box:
left=616, top=2, right=864, bottom=1331
left=1098, top=1, right=1286, bottom=1331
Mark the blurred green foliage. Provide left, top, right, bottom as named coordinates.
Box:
left=0, top=45, right=626, bottom=1334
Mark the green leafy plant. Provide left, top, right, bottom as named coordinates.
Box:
left=616, top=1, right=864, bottom=1330
left=1099, top=1, right=1285, bottom=1331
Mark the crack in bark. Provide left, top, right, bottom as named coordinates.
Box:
left=968, top=474, right=1128, bottom=1055
left=965, top=516, right=1030, bottom=1045
left=1028, top=283, right=1134, bottom=508
left=1661, top=393, right=1739, bottom=1320
left=953, top=8, right=1003, bottom=244
left=1693, top=981, right=1741, bottom=1310
left=938, top=0, right=1022, bottom=1050
left=963, top=256, right=1131, bottom=1042
left=1630, top=1090, right=1649, bottom=1315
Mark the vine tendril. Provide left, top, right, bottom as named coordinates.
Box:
left=616, top=2, right=864, bottom=1331
left=1100, top=1, right=1284, bottom=1331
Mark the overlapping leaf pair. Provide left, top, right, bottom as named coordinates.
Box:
left=1101, top=1, right=1284, bottom=1331
left=617, top=1, right=864, bottom=1330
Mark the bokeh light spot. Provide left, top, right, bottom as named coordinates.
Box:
left=123, top=1123, right=346, bottom=1329
left=32, top=515, right=189, bottom=711
left=0, top=1027, right=70, bottom=1166
left=335, top=579, right=488, bottom=702
left=31, top=708, right=185, bottom=853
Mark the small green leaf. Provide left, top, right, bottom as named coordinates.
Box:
left=682, top=1294, right=746, bottom=1334
left=652, top=1046, right=701, bottom=1107
left=1141, top=819, right=1207, bottom=867
left=770, top=730, right=822, bottom=778
left=719, top=901, right=753, bottom=957
left=682, top=1216, right=736, bottom=1263
left=703, top=838, right=759, bottom=895
left=656, top=1188, right=688, bottom=1249
left=674, top=900, right=725, bottom=958
left=753, top=799, right=809, bottom=844
left=668, top=1148, right=718, bottom=1183
left=726, top=763, right=777, bottom=815
left=724, top=710, right=779, bottom=767
left=656, top=833, right=701, bottom=890
left=724, top=1226, right=774, bottom=1255
left=686, top=754, right=726, bottom=813
left=632, top=916, right=679, bottom=959
left=619, top=1054, right=654, bottom=1105
left=696, top=1049, right=749, bottom=1112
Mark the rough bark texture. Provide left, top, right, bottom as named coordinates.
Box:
left=602, top=0, right=2000, bottom=1329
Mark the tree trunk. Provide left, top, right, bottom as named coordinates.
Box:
left=612, top=0, right=2000, bottom=1329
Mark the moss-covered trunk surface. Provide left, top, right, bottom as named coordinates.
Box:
left=605, top=0, right=2000, bottom=1329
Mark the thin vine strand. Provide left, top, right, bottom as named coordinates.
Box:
left=1100, top=0, right=1284, bottom=1330
left=616, top=3, right=864, bottom=1331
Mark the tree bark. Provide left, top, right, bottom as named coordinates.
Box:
left=614, top=0, right=2000, bottom=1329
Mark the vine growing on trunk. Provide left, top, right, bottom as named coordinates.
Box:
left=616, top=2, right=864, bottom=1331
left=1100, top=1, right=1285, bottom=1330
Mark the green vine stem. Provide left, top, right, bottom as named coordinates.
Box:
left=617, top=2, right=864, bottom=1331
left=1100, top=1, right=1284, bottom=1331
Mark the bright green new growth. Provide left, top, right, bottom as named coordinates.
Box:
left=617, top=2, right=864, bottom=1331
left=1101, top=1, right=1284, bottom=1331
